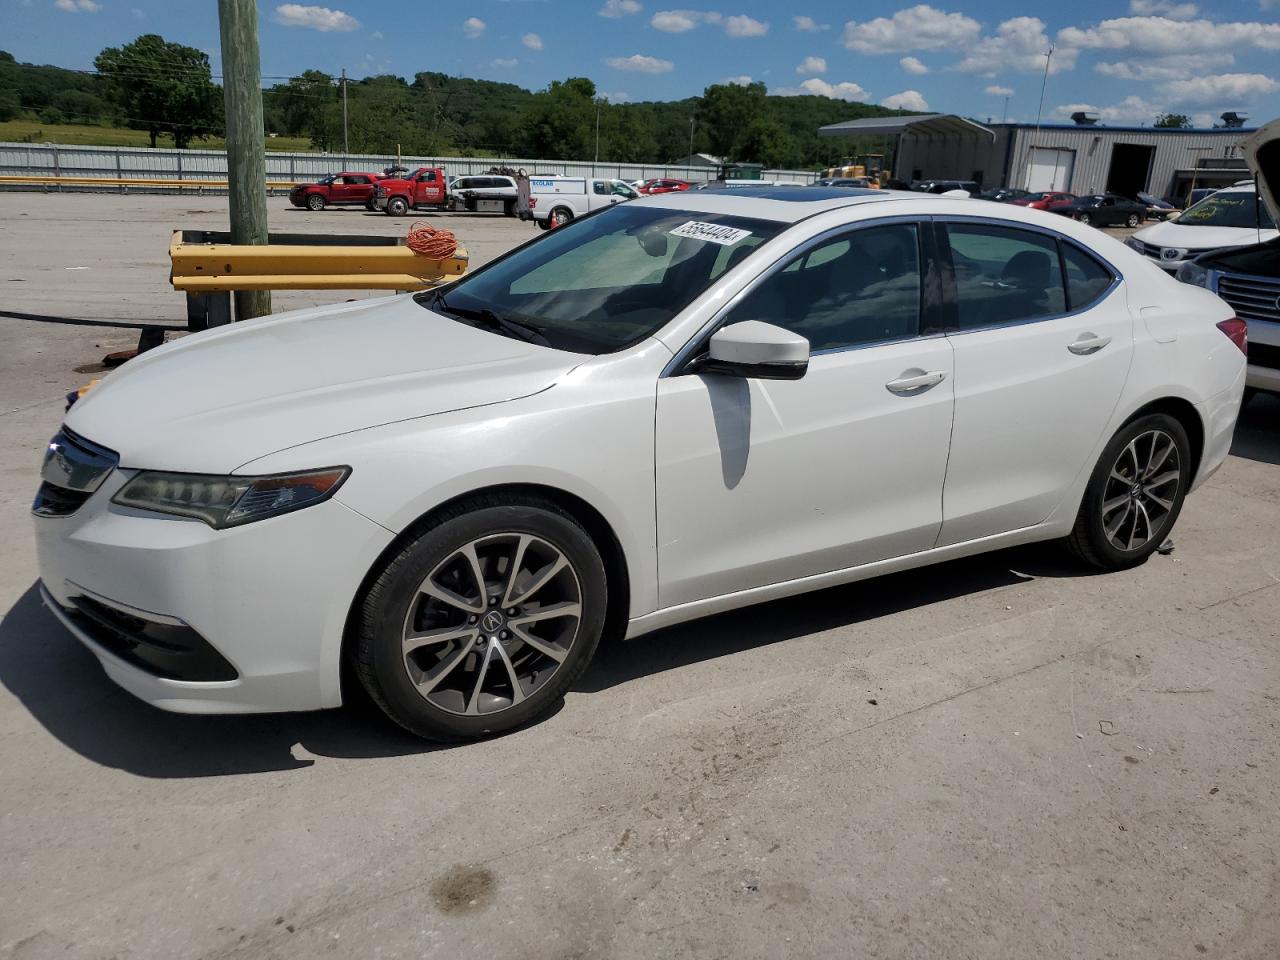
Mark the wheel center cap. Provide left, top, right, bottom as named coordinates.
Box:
left=481, top=610, right=506, bottom=633
left=1130, top=482, right=1142, bottom=499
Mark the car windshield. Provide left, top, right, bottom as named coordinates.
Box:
left=417, top=204, right=784, bottom=354
left=1179, top=191, right=1275, bottom=229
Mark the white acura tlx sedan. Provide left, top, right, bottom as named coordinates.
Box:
left=34, top=187, right=1247, bottom=740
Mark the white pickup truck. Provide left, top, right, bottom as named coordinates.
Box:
left=530, top=176, right=639, bottom=228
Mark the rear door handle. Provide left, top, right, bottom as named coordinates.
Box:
left=885, top=369, right=947, bottom=395
left=1068, top=333, right=1112, bottom=355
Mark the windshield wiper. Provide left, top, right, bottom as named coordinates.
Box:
left=428, top=292, right=550, bottom=346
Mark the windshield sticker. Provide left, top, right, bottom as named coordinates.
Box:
left=668, top=221, right=752, bottom=246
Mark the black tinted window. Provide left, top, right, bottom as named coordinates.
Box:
left=946, top=223, right=1066, bottom=329
left=725, top=224, right=921, bottom=351
left=1062, top=243, right=1114, bottom=310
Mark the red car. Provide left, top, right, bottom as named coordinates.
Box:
left=288, top=172, right=385, bottom=211
left=638, top=178, right=691, bottom=195
left=1010, top=191, right=1077, bottom=212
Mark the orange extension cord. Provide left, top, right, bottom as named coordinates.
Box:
left=406, top=221, right=459, bottom=259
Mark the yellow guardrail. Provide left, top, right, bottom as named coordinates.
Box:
left=169, top=230, right=467, bottom=293
left=0, top=174, right=301, bottom=190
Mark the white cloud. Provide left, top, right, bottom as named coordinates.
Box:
left=273, top=4, right=358, bottom=31
left=881, top=89, right=929, bottom=110
left=797, top=56, right=827, bottom=75
left=1129, top=0, right=1198, bottom=18
left=522, top=32, right=543, bottom=50
left=492, top=57, right=519, bottom=68
left=462, top=16, right=486, bottom=38
left=55, top=0, right=101, bottom=11
left=1058, top=16, right=1280, bottom=55
left=793, top=15, right=830, bottom=31
left=606, top=53, right=675, bottom=72
left=843, top=5, right=980, bottom=53
left=724, top=14, right=768, bottom=37
left=601, top=90, right=632, bottom=102
left=599, top=0, right=642, bottom=16
left=985, top=84, right=1014, bottom=95
left=722, top=74, right=754, bottom=85
left=370, top=29, right=383, bottom=39
left=130, top=6, right=144, bottom=18
left=651, top=9, right=703, bottom=31
left=1094, top=52, right=1233, bottom=81
left=899, top=55, right=929, bottom=74
left=954, top=17, right=1076, bottom=75
left=1165, top=72, right=1279, bottom=102
left=777, top=77, right=871, bottom=101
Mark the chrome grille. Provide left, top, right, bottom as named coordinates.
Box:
left=32, top=429, right=119, bottom=518
left=1216, top=273, right=1280, bottom=323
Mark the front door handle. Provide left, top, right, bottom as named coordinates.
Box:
left=885, top=369, right=947, bottom=395
left=1068, top=333, right=1112, bottom=355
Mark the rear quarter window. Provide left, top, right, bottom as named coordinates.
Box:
left=1061, top=243, right=1115, bottom=311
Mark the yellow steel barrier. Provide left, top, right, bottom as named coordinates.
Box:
left=169, top=232, right=467, bottom=293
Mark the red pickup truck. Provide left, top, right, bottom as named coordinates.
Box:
left=372, top=167, right=449, bottom=216
left=288, top=172, right=385, bottom=211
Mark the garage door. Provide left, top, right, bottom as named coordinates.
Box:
left=1026, top=148, right=1075, bottom=192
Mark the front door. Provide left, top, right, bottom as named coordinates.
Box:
left=937, top=219, right=1133, bottom=545
left=655, top=221, right=956, bottom=608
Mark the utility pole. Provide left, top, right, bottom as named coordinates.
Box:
left=688, top=116, right=695, bottom=163
left=217, top=0, right=270, bottom=320
left=1023, top=43, right=1054, bottom=190
left=1002, top=96, right=1010, bottom=124
left=594, top=99, right=601, bottom=172
left=341, top=68, right=349, bottom=155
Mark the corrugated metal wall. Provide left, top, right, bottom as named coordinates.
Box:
left=0, top=142, right=818, bottom=190
left=890, top=125, right=1251, bottom=196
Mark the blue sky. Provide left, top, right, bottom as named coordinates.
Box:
left=6, top=0, right=1280, bottom=128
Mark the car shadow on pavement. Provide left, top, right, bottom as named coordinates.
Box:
left=0, top=584, right=446, bottom=778
left=1231, top=393, right=1280, bottom=465
left=579, top=543, right=1093, bottom=693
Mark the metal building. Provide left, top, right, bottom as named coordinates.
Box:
left=818, top=114, right=1256, bottom=201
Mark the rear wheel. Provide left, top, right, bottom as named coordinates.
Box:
left=1065, top=413, right=1191, bottom=569
left=354, top=497, right=607, bottom=741
left=306, top=194, right=326, bottom=211
left=1077, top=212, right=1091, bottom=225
left=386, top=196, right=409, bottom=216
left=1125, top=213, right=1141, bottom=228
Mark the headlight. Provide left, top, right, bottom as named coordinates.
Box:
left=1125, top=237, right=1144, bottom=252
left=1175, top=259, right=1210, bottom=288
left=112, top=467, right=350, bottom=528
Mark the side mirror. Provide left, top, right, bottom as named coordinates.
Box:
left=695, top=321, right=809, bottom=380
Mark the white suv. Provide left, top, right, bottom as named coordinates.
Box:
left=1127, top=182, right=1277, bottom=272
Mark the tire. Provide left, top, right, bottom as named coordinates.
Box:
left=1125, top=213, right=1141, bottom=228
left=551, top=206, right=573, bottom=227
left=365, top=199, right=377, bottom=211
left=353, top=496, right=608, bottom=741
left=1242, top=387, right=1258, bottom=408
left=306, top=194, right=326, bottom=211
left=1077, top=212, right=1091, bottom=225
left=385, top=196, right=409, bottom=217
left=504, top=199, right=516, bottom=217
left=537, top=218, right=551, bottom=231
left=1065, top=412, right=1191, bottom=570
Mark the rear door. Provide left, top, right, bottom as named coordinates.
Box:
left=937, top=219, right=1132, bottom=545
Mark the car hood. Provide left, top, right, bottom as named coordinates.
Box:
left=1246, top=119, right=1280, bottom=224
left=65, top=296, right=583, bottom=473
left=1134, top=218, right=1275, bottom=250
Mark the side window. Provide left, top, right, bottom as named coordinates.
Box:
left=723, top=224, right=922, bottom=352
left=593, top=181, right=610, bottom=196
left=420, top=171, right=437, bottom=183
left=946, top=223, right=1066, bottom=329
left=350, top=175, right=369, bottom=185
left=1062, top=243, right=1114, bottom=310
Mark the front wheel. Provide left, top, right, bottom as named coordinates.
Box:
left=385, top=196, right=409, bottom=216
left=306, top=194, right=326, bottom=211
left=1065, top=413, right=1191, bottom=570
left=353, top=498, right=607, bottom=741
left=551, top=206, right=573, bottom=227
left=1125, top=213, right=1141, bottom=228
left=1077, top=212, right=1091, bottom=225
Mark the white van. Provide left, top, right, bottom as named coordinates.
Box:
left=530, top=176, right=639, bottom=228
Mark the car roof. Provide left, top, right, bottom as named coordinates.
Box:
left=635, top=186, right=925, bottom=223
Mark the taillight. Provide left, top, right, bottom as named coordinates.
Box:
left=1216, top=317, right=1248, bottom=355
left=529, top=198, right=537, bottom=208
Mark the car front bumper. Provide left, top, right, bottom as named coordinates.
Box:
left=34, top=468, right=395, bottom=714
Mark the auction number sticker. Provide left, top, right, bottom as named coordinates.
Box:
left=669, top=221, right=752, bottom=246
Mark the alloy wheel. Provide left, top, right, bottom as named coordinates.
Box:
left=401, top=533, right=582, bottom=716
left=1100, top=429, right=1181, bottom=552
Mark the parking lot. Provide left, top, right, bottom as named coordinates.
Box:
left=2, top=193, right=1279, bottom=960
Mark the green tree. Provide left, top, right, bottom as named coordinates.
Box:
left=521, top=77, right=598, bottom=159
left=1154, top=113, right=1191, bottom=129
left=265, top=70, right=341, bottom=149
left=93, top=34, right=221, bottom=148
left=698, top=81, right=767, bottom=160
